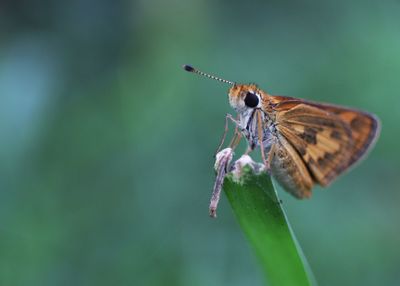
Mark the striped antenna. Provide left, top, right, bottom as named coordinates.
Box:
left=182, top=64, right=235, bottom=85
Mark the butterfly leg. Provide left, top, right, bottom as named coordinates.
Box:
left=228, top=127, right=242, bottom=150
left=256, top=109, right=271, bottom=174
left=210, top=147, right=233, bottom=218
left=215, top=113, right=242, bottom=155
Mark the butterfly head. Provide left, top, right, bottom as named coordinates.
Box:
left=228, top=84, right=262, bottom=113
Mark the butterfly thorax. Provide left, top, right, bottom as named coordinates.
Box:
left=245, top=110, right=275, bottom=152
left=229, top=84, right=276, bottom=150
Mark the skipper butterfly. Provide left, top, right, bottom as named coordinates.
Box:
left=183, top=64, right=380, bottom=203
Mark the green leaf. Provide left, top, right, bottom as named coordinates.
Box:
left=224, top=166, right=315, bottom=286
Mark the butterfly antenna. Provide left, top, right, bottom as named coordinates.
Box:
left=182, top=64, right=235, bottom=85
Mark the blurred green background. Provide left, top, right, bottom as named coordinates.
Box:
left=1, top=0, right=399, bottom=285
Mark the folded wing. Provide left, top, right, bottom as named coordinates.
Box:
left=271, top=98, right=379, bottom=187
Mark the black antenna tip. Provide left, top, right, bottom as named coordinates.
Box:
left=182, top=64, right=195, bottom=72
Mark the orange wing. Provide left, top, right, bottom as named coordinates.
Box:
left=308, top=102, right=380, bottom=166
left=270, top=96, right=380, bottom=187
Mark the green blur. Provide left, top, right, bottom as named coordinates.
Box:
left=0, top=1, right=399, bottom=285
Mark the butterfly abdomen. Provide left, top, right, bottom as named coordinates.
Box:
left=270, top=134, right=314, bottom=198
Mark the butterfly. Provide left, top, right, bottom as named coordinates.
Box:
left=183, top=64, right=380, bottom=200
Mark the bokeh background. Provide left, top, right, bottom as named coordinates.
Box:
left=1, top=0, right=399, bottom=285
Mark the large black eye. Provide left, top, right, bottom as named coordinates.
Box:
left=244, top=92, right=259, bottom=108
